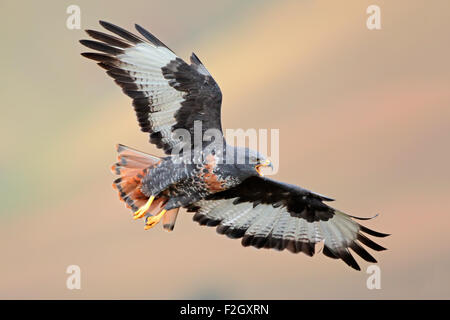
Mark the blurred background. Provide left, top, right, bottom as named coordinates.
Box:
left=1, top=0, right=449, bottom=299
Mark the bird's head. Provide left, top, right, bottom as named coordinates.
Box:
left=225, top=146, right=273, bottom=178
left=250, top=153, right=273, bottom=177
left=231, top=147, right=273, bottom=177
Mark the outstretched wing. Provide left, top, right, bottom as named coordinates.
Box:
left=188, top=176, right=389, bottom=271
left=80, top=21, right=223, bottom=154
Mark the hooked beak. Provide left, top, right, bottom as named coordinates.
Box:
left=255, top=159, right=273, bottom=176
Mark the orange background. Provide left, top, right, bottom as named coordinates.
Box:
left=1, top=0, right=449, bottom=298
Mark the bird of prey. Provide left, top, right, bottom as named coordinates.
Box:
left=80, top=21, right=389, bottom=270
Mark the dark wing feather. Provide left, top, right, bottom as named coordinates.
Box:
left=80, top=21, right=223, bottom=154
left=188, top=176, right=389, bottom=271
left=162, top=57, right=223, bottom=137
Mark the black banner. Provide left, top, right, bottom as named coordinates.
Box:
left=1, top=300, right=447, bottom=318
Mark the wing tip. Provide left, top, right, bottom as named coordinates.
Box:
left=134, top=23, right=173, bottom=52
left=359, top=225, right=390, bottom=238
left=357, top=233, right=387, bottom=251
left=98, top=20, right=143, bottom=44
left=190, top=52, right=202, bottom=65
left=98, top=20, right=111, bottom=28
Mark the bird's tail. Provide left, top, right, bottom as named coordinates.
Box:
left=111, top=144, right=179, bottom=231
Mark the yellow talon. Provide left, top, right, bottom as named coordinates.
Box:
left=133, top=195, right=155, bottom=220
left=144, top=209, right=167, bottom=230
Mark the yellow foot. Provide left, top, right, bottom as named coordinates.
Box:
left=133, top=195, right=155, bottom=220
left=144, top=209, right=167, bottom=230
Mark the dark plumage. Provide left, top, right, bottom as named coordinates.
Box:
left=80, top=21, right=389, bottom=271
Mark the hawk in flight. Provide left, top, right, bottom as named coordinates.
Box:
left=80, top=21, right=389, bottom=270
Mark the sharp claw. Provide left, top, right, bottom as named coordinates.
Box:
left=144, top=209, right=167, bottom=230
left=133, top=195, right=155, bottom=220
